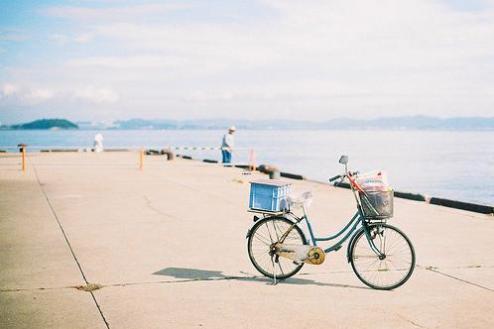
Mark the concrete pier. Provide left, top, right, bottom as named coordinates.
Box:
left=1, top=152, right=493, bottom=329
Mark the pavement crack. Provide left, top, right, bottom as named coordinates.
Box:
left=422, top=266, right=494, bottom=292
left=32, top=163, right=111, bottom=329
left=1, top=284, right=103, bottom=293
left=143, top=195, right=179, bottom=220
left=395, top=313, right=429, bottom=329
left=417, top=264, right=494, bottom=270
left=0, top=286, right=65, bottom=293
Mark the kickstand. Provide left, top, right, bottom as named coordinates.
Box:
left=271, top=256, right=277, bottom=285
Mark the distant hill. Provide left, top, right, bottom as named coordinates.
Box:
left=10, top=119, right=78, bottom=130
left=110, top=116, right=494, bottom=131
left=3, top=116, right=493, bottom=131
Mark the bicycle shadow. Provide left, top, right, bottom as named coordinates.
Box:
left=153, top=267, right=370, bottom=290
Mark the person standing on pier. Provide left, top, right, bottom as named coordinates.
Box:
left=221, top=126, right=236, bottom=164
left=93, top=133, right=104, bottom=152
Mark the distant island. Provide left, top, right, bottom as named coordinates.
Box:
left=85, top=116, right=494, bottom=131
left=1, top=116, right=493, bottom=131
left=5, top=119, right=79, bottom=130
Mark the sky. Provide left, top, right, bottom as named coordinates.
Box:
left=0, top=0, right=494, bottom=124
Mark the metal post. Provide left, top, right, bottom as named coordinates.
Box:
left=22, top=146, right=26, bottom=172
left=139, top=149, right=144, bottom=170
left=249, top=149, right=256, bottom=171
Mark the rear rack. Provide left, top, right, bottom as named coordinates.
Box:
left=247, top=208, right=289, bottom=216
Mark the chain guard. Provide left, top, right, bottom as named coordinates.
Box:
left=276, top=244, right=325, bottom=265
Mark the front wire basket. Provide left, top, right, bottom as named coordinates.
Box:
left=359, top=189, right=394, bottom=219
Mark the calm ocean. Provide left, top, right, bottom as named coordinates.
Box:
left=1, top=129, right=493, bottom=206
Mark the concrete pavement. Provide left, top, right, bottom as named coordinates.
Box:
left=1, top=152, right=493, bottom=329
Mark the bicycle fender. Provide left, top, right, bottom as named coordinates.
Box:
left=346, top=227, right=364, bottom=262
left=246, top=216, right=298, bottom=240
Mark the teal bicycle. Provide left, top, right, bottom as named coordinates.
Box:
left=246, top=155, right=415, bottom=290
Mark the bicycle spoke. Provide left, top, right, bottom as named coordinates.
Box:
left=272, top=221, right=282, bottom=241
left=264, top=221, right=274, bottom=243
left=253, top=234, right=271, bottom=246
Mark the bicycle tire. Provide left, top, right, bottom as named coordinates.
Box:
left=247, top=217, right=307, bottom=280
left=349, top=223, right=415, bottom=290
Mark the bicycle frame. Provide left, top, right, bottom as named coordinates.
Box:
left=287, top=204, right=384, bottom=258
left=278, top=158, right=386, bottom=258
left=302, top=211, right=360, bottom=252
left=254, top=156, right=387, bottom=259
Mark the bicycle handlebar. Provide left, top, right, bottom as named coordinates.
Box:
left=329, top=175, right=342, bottom=182
left=329, top=170, right=359, bottom=183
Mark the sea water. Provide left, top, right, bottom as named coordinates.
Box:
left=1, top=129, right=492, bottom=205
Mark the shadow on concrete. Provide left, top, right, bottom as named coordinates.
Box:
left=154, top=268, right=224, bottom=280
left=153, top=267, right=369, bottom=290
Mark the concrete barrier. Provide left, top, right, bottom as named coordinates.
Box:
left=160, top=149, right=175, bottom=160
left=145, top=149, right=160, bottom=155
left=280, top=172, right=305, bottom=180
left=41, top=149, right=79, bottom=152
left=104, top=148, right=130, bottom=152
left=430, top=197, right=494, bottom=214
left=258, top=164, right=277, bottom=173
left=256, top=164, right=280, bottom=179
left=394, top=191, right=426, bottom=202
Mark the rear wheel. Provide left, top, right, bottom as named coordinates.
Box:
left=350, top=223, right=415, bottom=290
left=247, top=217, right=307, bottom=280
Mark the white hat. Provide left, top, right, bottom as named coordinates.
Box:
left=228, top=126, right=236, bottom=131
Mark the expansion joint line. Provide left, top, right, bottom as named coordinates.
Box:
left=424, top=266, right=494, bottom=292
left=31, top=162, right=111, bottom=329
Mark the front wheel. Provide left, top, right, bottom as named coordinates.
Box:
left=247, top=217, right=307, bottom=280
left=349, top=223, right=415, bottom=290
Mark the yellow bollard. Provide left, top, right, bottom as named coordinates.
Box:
left=22, top=146, right=26, bottom=172
left=139, top=149, right=144, bottom=170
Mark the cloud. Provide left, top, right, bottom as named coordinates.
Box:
left=48, top=33, right=69, bottom=45
left=66, top=55, right=188, bottom=69
left=42, top=3, right=192, bottom=22
left=24, top=88, right=55, bottom=103
left=0, top=83, right=118, bottom=105
left=49, top=33, right=94, bottom=45
left=1, top=83, right=18, bottom=97
left=0, top=85, right=55, bottom=104
left=74, top=33, right=93, bottom=43
left=73, top=86, right=119, bottom=103
left=3, top=0, right=494, bottom=120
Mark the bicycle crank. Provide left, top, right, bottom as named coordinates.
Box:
left=275, top=244, right=326, bottom=265
left=306, top=246, right=325, bottom=265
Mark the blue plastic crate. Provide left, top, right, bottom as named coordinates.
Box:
left=249, top=180, right=291, bottom=212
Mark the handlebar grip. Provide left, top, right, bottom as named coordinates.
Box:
left=329, top=175, right=341, bottom=182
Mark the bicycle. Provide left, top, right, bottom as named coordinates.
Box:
left=246, top=155, right=415, bottom=290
